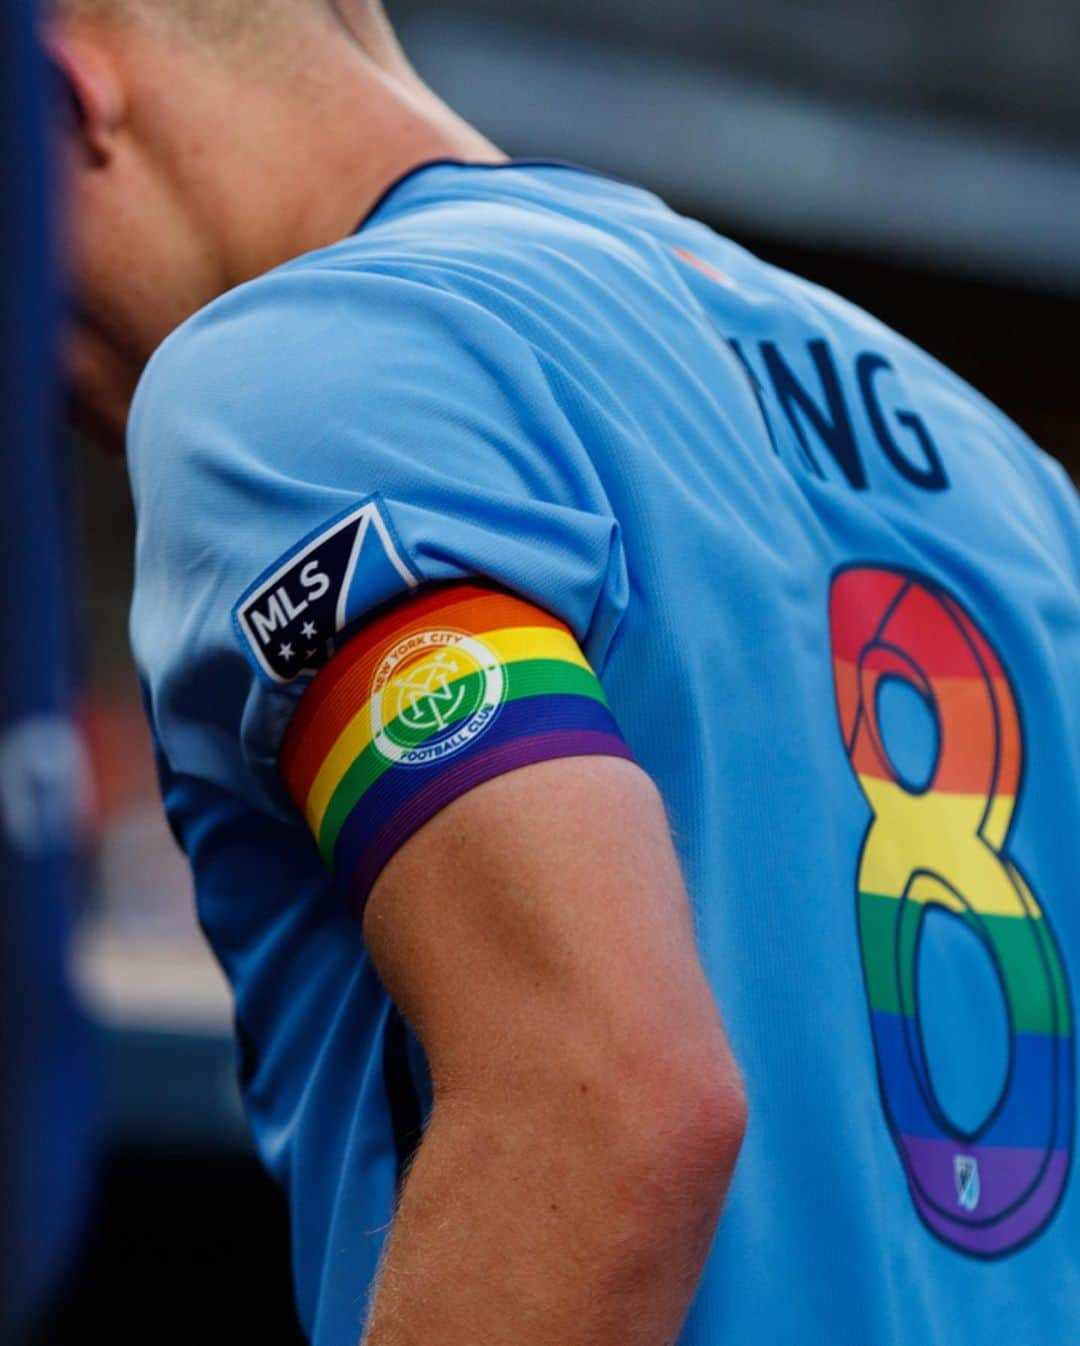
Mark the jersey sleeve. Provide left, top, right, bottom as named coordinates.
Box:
left=128, top=266, right=631, bottom=856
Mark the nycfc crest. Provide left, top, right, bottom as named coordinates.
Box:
left=370, top=628, right=504, bottom=767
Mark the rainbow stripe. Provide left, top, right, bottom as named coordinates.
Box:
left=831, top=567, right=1073, bottom=1257
left=281, top=583, right=633, bottom=909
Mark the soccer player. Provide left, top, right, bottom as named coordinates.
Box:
left=47, top=1, right=1080, bottom=1343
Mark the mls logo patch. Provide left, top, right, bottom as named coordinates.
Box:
left=234, top=498, right=417, bottom=686
left=954, top=1155, right=981, bottom=1213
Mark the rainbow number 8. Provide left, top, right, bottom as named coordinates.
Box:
left=829, top=566, right=1073, bottom=1257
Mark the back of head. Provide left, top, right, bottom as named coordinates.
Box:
left=45, top=0, right=495, bottom=452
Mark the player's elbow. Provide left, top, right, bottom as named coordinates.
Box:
left=686, top=1059, right=749, bottom=1178
left=573, top=1038, right=748, bottom=1279
left=617, top=1043, right=749, bottom=1205
left=523, top=1024, right=749, bottom=1239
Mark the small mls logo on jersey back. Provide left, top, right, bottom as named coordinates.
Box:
left=954, top=1155, right=981, bottom=1212
left=234, top=499, right=417, bottom=686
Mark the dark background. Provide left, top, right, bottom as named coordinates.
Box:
left=47, top=3, right=1077, bottom=1341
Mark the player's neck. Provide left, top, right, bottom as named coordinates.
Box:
left=223, top=61, right=506, bottom=292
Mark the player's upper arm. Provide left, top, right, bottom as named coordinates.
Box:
left=279, top=581, right=745, bottom=1141
left=364, top=754, right=745, bottom=1139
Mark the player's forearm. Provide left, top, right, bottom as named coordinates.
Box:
left=361, top=1078, right=745, bottom=1346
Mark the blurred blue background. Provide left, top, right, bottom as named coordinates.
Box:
left=50, top=3, right=1078, bottom=1340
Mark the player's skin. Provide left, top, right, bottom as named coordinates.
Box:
left=45, top=4, right=749, bottom=1343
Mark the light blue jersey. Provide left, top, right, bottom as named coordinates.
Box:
left=128, top=162, right=1080, bottom=1345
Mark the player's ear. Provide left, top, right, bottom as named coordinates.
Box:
left=41, top=27, right=127, bottom=167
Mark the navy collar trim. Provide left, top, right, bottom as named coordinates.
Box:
left=352, top=157, right=620, bottom=235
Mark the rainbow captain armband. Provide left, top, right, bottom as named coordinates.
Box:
left=280, top=583, right=634, bottom=910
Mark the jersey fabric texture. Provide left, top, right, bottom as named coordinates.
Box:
left=127, top=161, right=1080, bottom=1346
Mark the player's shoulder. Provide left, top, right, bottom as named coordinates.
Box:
left=125, top=164, right=662, bottom=518
left=125, top=159, right=686, bottom=463
left=129, top=245, right=494, bottom=439
left=126, top=234, right=540, bottom=514
left=134, top=161, right=647, bottom=391
left=266, top=158, right=688, bottom=333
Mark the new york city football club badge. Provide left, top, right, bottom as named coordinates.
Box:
left=234, top=499, right=417, bottom=686
left=370, top=628, right=505, bottom=767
